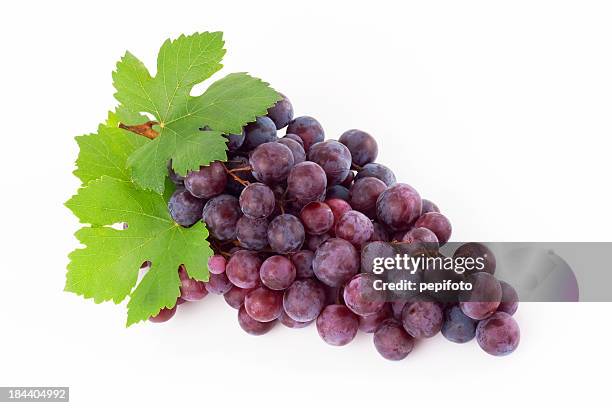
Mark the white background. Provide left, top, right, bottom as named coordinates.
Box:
left=1, top=1, right=611, bottom=407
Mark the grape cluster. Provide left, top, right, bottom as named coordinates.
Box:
left=152, top=94, right=521, bottom=359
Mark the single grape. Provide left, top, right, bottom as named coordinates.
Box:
left=459, top=272, right=502, bottom=320
left=335, top=210, right=374, bottom=247
left=290, top=250, right=315, bottom=279
left=202, top=195, right=241, bottom=241
left=316, top=305, right=359, bottom=346
left=149, top=305, right=177, bottom=323
left=308, top=140, right=352, bottom=185
left=239, top=183, right=275, bottom=219
left=224, top=286, right=252, bottom=309
left=260, top=255, right=296, bottom=290
left=376, top=183, right=422, bottom=231
left=286, top=161, right=327, bottom=206
left=277, top=138, right=306, bottom=164
left=324, top=198, right=352, bottom=228
left=442, top=304, right=477, bottom=343
left=184, top=161, right=227, bottom=199
left=453, top=242, right=496, bottom=275
left=205, top=272, right=233, bottom=295
left=306, top=233, right=332, bottom=252
left=226, top=250, right=262, bottom=289
left=498, top=280, right=519, bottom=315
left=178, top=265, right=208, bottom=301
left=286, top=116, right=325, bottom=151
left=167, top=161, right=184, bottom=185
left=267, top=214, right=305, bottom=254
left=208, top=255, right=226, bottom=275
left=349, top=177, right=386, bottom=217
left=249, top=142, right=294, bottom=185
left=283, top=279, right=327, bottom=322
left=313, top=238, right=360, bottom=287
left=238, top=305, right=276, bottom=335
left=283, top=133, right=304, bottom=147
left=279, top=309, right=313, bottom=328
left=168, top=188, right=205, bottom=227
left=300, top=202, right=334, bottom=235
left=267, top=93, right=294, bottom=129
left=360, top=241, right=397, bottom=274
left=244, top=116, right=278, bottom=150
left=373, top=319, right=415, bottom=360
left=401, top=295, right=444, bottom=338
left=355, top=163, right=396, bottom=186
left=236, top=216, right=269, bottom=251
left=343, top=273, right=386, bottom=316
left=414, top=212, right=452, bottom=246
left=225, top=130, right=246, bottom=151
left=244, top=286, right=283, bottom=322
left=370, top=222, right=390, bottom=242
left=476, top=312, right=520, bottom=356
left=358, top=303, right=392, bottom=333
left=339, top=129, right=378, bottom=166
left=402, top=227, right=438, bottom=245
left=326, top=185, right=350, bottom=201
left=421, top=199, right=440, bottom=214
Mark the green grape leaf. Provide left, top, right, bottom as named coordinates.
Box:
left=112, top=32, right=280, bottom=193
left=65, top=176, right=212, bottom=326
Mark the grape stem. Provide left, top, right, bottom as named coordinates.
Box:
left=118, top=121, right=159, bottom=139
left=221, top=163, right=250, bottom=186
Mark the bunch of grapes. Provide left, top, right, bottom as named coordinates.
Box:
left=155, top=93, right=521, bottom=359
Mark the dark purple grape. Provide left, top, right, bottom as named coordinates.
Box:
left=343, top=273, right=386, bottom=316
left=205, top=272, right=233, bottom=295
left=202, top=194, right=241, bottom=240
left=300, top=202, right=334, bottom=235
left=414, top=212, right=452, bottom=246
left=244, top=116, right=278, bottom=150
left=283, top=279, right=326, bottom=322
left=498, top=281, right=519, bottom=315
left=339, top=129, right=378, bottom=166
left=249, top=142, right=294, bottom=185
left=442, top=304, right=477, bottom=343
left=324, top=198, right=352, bottom=228
left=226, top=250, right=262, bottom=289
left=308, top=140, right=352, bottom=185
left=324, top=285, right=345, bottom=306
left=290, top=250, right=315, bottom=279
left=168, top=188, right=205, bottom=227
left=335, top=210, right=374, bottom=247
left=277, top=138, right=306, bottom=164
left=178, top=265, right=208, bottom=301
left=184, top=161, right=227, bottom=199
left=238, top=305, right=276, bottom=335
left=341, top=171, right=355, bottom=188
left=286, top=161, right=327, bottom=206
left=208, top=255, right=226, bottom=275
left=373, top=319, right=415, bottom=360
left=401, top=296, right=444, bottom=338
left=358, top=303, right=392, bottom=333
left=267, top=93, right=294, bottom=129
left=224, top=286, right=252, bottom=309
left=453, top=242, right=496, bottom=275
left=421, top=199, right=440, bottom=214
left=283, top=133, right=304, bottom=147
left=476, top=312, right=520, bottom=356
left=286, top=116, right=324, bottom=151
left=349, top=177, right=386, bottom=217
left=316, top=305, right=359, bottom=346
left=225, top=130, right=245, bottom=151
left=279, top=310, right=313, bottom=328
left=244, top=286, right=283, bottom=322
left=236, top=216, right=269, bottom=250
left=326, top=185, right=350, bottom=201
left=360, top=241, right=396, bottom=275
left=313, top=238, right=359, bottom=287
left=355, top=163, right=396, bottom=186
left=260, top=255, right=296, bottom=290
left=167, top=161, right=184, bottom=185
left=370, top=222, right=390, bottom=242
left=402, top=228, right=439, bottom=253
left=267, top=214, right=305, bottom=254
left=149, top=305, right=177, bottom=323
left=376, top=183, right=422, bottom=231
left=239, top=183, right=275, bottom=219
left=306, top=233, right=332, bottom=252
left=459, top=272, right=502, bottom=320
